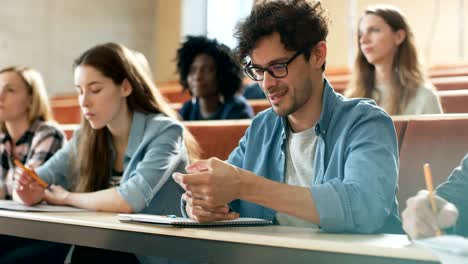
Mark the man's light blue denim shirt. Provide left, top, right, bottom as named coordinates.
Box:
left=227, top=80, right=402, bottom=234
left=36, top=112, right=187, bottom=215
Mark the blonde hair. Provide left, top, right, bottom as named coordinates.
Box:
left=72, top=43, right=200, bottom=192
left=346, top=5, right=425, bottom=115
left=0, top=66, right=53, bottom=130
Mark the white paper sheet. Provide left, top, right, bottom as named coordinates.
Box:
left=414, top=235, right=468, bottom=264
left=0, top=200, right=87, bottom=212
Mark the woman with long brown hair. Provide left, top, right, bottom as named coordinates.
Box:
left=14, top=43, right=199, bottom=262
left=346, top=4, right=442, bottom=115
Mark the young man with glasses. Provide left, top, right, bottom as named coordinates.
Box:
left=173, top=0, right=402, bottom=234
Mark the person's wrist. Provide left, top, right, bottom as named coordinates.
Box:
left=237, top=167, right=253, bottom=200
left=63, top=191, right=72, bottom=206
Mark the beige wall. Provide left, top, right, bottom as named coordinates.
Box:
left=154, top=0, right=468, bottom=83
left=323, top=0, right=352, bottom=69
left=154, top=0, right=181, bottom=83
left=0, top=0, right=157, bottom=95
left=322, top=0, right=468, bottom=70
left=1, top=1, right=464, bottom=91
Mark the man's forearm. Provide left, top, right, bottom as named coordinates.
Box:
left=238, top=168, right=320, bottom=223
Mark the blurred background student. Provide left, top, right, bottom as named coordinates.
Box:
left=15, top=43, right=199, bottom=263
left=176, top=36, right=254, bottom=120
left=346, top=4, right=443, bottom=115
left=0, top=66, right=68, bottom=263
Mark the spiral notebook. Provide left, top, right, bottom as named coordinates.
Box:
left=117, top=214, right=272, bottom=227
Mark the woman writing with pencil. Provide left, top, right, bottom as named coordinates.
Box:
left=402, top=153, right=468, bottom=238
left=14, top=43, right=199, bottom=263
left=0, top=66, right=69, bottom=263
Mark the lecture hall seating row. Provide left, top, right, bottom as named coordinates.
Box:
left=437, top=89, right=468, bottom=114
left=153, top=75, right=468, bottom=100
left=50, top=62, right=468, bottom=105
left=50, top=87, right=468, bottom=125
left=49, top=75, right=468, bottom=106
left=50, top=99, right=273, bottom=124
left=59, top=114, right=468, bottom=214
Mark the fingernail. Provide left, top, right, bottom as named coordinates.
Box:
left=172, top=172, right=181, bottom=181
left=186, top=165, right=197, bottom=173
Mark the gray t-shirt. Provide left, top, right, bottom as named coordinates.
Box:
left=275, top=126, right=318, bottom=227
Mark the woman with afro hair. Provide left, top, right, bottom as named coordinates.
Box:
left=176, top=36, right=254, bottom=120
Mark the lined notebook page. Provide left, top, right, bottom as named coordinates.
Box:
left=118, top=214, right=272, bottom=227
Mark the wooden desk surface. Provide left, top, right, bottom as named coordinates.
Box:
left=0, top=210, right=439, bottom=264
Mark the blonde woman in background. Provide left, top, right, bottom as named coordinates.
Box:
left=346, top=4, right=443, bottom=115
left=0, top=66, right=68, bottom=263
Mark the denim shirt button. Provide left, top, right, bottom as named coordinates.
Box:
left=314, top=124, right=321, bottom=135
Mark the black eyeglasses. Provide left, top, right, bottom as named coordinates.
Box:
left=244, top=50, right=303, bottom=81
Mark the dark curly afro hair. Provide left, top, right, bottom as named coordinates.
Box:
left=176, top=36, right=243, bottom=99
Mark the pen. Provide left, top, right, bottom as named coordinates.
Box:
left=13, top=159, right=49, bottom=189
left=423, top=163, right=442, bottom=236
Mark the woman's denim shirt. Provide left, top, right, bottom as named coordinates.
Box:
left=36, top=112, right=187, bottom=215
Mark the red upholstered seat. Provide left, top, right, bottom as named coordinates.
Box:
left=51, top=99, right=81, bottom=124
left=432, top=76, right=468, bottom=91
left=397, top=114, right=468, bottom=212
left=437, top=90, right=468, bottom=113
left=184, top=120, right=250, bottom=160
left=248, top=99, right=270, bottom=115
left=392, top=116, right=409, bottom=153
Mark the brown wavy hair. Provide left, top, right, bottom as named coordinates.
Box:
left=346, top=5, right=425, bottom=115
left=72, top=43, right=200, bottom=192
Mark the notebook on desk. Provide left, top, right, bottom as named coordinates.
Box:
left=0, top=200, right=87, bottom=212
left=117, top=214, right=272, bottom=227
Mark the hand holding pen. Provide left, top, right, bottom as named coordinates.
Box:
left=402, top=163, right=458, bottom=239
left=423, top=164, right=442, bottom=236
left=14, top=160, right=49, bottom=189
left=13, top=159, right=47, bottom=206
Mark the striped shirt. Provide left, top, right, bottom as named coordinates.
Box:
left=0, top=119, right=66, bottom=198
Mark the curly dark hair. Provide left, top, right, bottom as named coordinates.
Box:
left=176, top=36, right=242, bottom=99
left=234, top=0, right=330, bottom=70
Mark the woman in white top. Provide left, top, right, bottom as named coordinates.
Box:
left=346, top=4, right=443, bottom=115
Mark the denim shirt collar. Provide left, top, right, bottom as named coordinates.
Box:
left=126, top=111, right=146, bottom=157
left=315, top=78, right=338, bottom=136
left=280, top=78, right=338, bottom=138
left=106, top=111, right=146, bottom=164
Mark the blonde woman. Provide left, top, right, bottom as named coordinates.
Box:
left=15, top=43, right=199, bottom=263
left=0, top=66, right=68, bottom=263
left=346, top=5, right=443, bottom=115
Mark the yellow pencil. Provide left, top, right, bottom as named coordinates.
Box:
left=13, top=159, right=49, bottom=189
left=423, top=163, right=442, bottom=236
